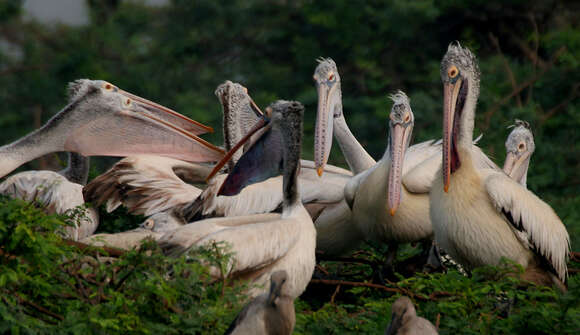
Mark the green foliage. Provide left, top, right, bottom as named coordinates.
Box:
left=0, top=196, right=247, bottom=334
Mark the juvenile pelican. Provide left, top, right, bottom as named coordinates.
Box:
left=159, top=101, right=316, bottom=299
left=225, top=270, right=295, bottom=335
left=385, top=296, right=438, bottom=335
left=345, top=92, right=433, bottom=267
left=503, top=120, right=535, bottom=187
left=0, top=152, right=98, bottom=240
left=430, top=44, right=569, bottom=288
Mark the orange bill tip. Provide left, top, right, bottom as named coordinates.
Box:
left=316, top=166, right=324, bottom=177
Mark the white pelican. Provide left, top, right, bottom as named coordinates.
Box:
left=430, top=43, right=569, bottom=288
left=225, top=270, right=295, bottom=335
left=158, top=100, right=316, bottom=299
left=385, top=296, right=438, bottom=335
left=503, top=120, right=535, bottom=187
left=0, top=152, right=98, bottom=240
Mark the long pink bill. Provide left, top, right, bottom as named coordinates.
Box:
left=314, top=83, right=335, bottom=177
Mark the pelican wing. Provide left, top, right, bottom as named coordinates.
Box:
left=195, top=216, right=302, bottom=276
left=83, top=155, right=209, bottom=216
left=484, top=171, right=570, bottom=281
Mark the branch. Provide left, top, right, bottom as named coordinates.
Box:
left=489, top=33, right=521, bottom=107
left=14, top=293, right=64, bottom=321
left=539, top=83, right=580, bottom=125
left=482, top=46, right=566, bottom=130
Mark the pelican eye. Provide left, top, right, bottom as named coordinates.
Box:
left=328, top=73, right=335, bottom=81
left=123, top=98, right=132, bottom=107
left=518, top=142, right=526, bottom=151
left=448, top=66, right=459, bottom=79
left=404, top=113, right=411, bottom=123
left=103, top=83, right=114, bottom=91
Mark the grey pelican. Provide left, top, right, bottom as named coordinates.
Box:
left=158, top=101, right=316, bottom=299
left=0, top=79, right=224, bottom=180
left=503, top=120, right=535, bottom=187
left=429, top=43, right=569, bottom=288
left=313, top=57, right=376, bottom=175
left=0, top=152, right=98, bottom=240
left=385, top=296, right=438, bottom=335
left=225, top=270, right=295, bottom=335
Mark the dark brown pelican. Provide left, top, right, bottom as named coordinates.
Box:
left=159, top=101, right=316, bottom=299
left=225, top=270, right=295, bottom=335
left=430, top=43, right=569, bottom=289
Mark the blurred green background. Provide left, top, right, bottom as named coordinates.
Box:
left=0, top=0, right=578, bottom=247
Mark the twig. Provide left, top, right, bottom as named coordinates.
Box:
left=435, top=313, right=441, bottom=330
left=315, top=264, right=330, bottom=276
left=539, top=83, right=580, bottom=125
left=330, top=284, right=341, bottom=304
left=14, top=293, right=64, bottom=321
left=489, top=33, right=521, bottom=107
left=316, top=253, right=377, bottom=267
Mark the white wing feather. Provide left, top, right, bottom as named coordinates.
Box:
left=484, top=171, right=570, bottom=281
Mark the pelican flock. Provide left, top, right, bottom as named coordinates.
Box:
left=1, top=43, right=571, bottom=333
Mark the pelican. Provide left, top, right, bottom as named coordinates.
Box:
left=225, top=270, right=295, bottom=335
left=503, top=120, right=535, bottom=187
left=385, top=296, right=438, bottom=335
left=313, top=58, right=376, bottom=175
left=0, top=79, right=224, bottom=179
left=345, top=92, right=435, bottom=267
left=158, top=100, right=316, bottom=299
left=82, top=81, right=273, bottom=218
left=430, top=43, right=569, bottom=288
left=0, top=152, right=98, bottom=240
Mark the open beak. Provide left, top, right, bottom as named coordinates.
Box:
left=503, top=151, right=531, bottom=185
left=442, top=79, right=462, bottom=192
left=118, top=89, right=214, bottom=135
left=314, top=82, right=337, bottom=176
left=64, top=92, right=225, bottom=163
left=387, top=124, right=410, bottom=216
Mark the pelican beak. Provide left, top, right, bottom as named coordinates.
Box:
left=314, top=81, right=337, bottom=176
left=442, top=78, right=462, bottom=192
left=503, top=151, right=531, bottom=185
left=63, top=91, right=225, bottom=163
left=387, top=123, right=410, bottom=216
left=118, top=89, right=214, bottom=135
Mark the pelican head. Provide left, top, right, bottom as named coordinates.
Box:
left=387, top=91, right=414, bottom=216
left=440, top=43, right=480, bottom=192
left=267, top=270, right=290, bottom=305
left=503, top=120, right=535, bottom=186
left=215, top=80, right=263, bottom=170
left=140, top=212, right=184, bottom=232
left=313, top=57, right=342, bottom=176
left=385, top=296, right=417, bottom=335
